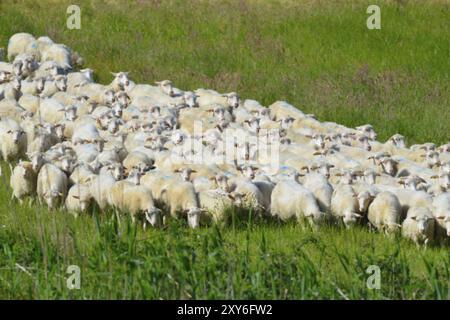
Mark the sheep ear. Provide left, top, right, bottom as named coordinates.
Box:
left=191, top=170, right=197, bottom=173
left=430, top=175, right=438, bottom=179
left=111, top=72, right=118, bottom=76
left=174, top=168, right=180, bottom=173
left=72, top=195, right=80, bottom=199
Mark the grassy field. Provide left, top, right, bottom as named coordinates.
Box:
left=0, top=0, right=449, bottom=299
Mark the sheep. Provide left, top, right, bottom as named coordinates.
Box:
left=0, top=76, right=21, bottom=101
left=0, top=117, right=27, bottom=163
left=71, top=122, right=103, bottom=146
left=122, top=150, right=154, bottom=173
left=65, top=184, right=93, bottom=213
left=109, top=181, right=162, bottom=228
left=367, top=191, right=402, bottom=234
left=7, top=33, right=36, bottom=61
left=402, top=206, right=435, bottom=246
left=40, top=75, right=67, bottom=97
left=110, top=72, right=130, bottom=92
left=301, top=172, right=334, bottom=213
left=271, top=179, right=326, bottom=226
left=431, top=193, right=450, bottom=242
left=160, top=181, right=202, bottom=228
left=41, top=43, right=72, bottom=70
left=10, top=160, right=37, bottom=202
left=36, top=163, right=68, bottom=209
left=20, top=77, right=45, bottom=96
left=88, top=172, right=116, bottom=211
left=331, top=185, right=363, bottom=227
left=69, top=163, right=96, bottom=185
left=198, top=189, right=235, bottom=223
left=229, top=178, right=266, bottom=214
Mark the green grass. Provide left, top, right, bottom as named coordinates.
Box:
left=0, top=0, right=449, bottom=299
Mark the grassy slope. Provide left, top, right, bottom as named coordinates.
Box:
left=0, top=0, right=449, bottom=299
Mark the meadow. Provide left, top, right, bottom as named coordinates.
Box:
left=0, top=0, right=448, bottom=299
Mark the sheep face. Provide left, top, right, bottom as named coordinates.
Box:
left=280, top=117, right=294, bottom=130
left=187, top=207, right=202, bottom=229
left=356, top=124, right=377, bottom=140
left=212, top=107, right=226, bottom=121
left=112, top=72, right=130, bottom=89
left=55, top=75, right=67, bottom=91
left=312, top=134, right=325, bottom=150
left=30, top=153, right=44, bottom=172
left=380, top=158, right=397, bottom=176
left=171, top=131, right=185, bottom=145
left=312, top=163, right=334, bottom=179
left=7, top=129, right=25, bottom=144
left=358, top=135, right=371, bottom=151
left=59, top=157, right=73, bottom=173
left=43, top=190, right=63, bottom=209
left=177, top=168, right=195, bottom=182
left=127, top=169, right=142, bottom=185
left=64, top=106, right=77, bottom=121
left=422, top=151, right=440, bottom=168
left=156, top=80, right=174, bottom=96
left=115, top=91, right=130, bottom=107
left=145, top=208, right=162, bottom=228
left=357, top=191, right=373, bottom=213
left=54, top=124, right=65, bottom=140
left=104, top=89, right=115, bottom=105
left=183, top=91, right=197, bottom=108
left=389, top=134, right=406, bottom=148
left=107, top=118, right=120, bottom=134
left=224, top=92, right=240, bottom=108
left=415, top=215, right=434, bottom=236
left=112, top=102, right=124, bottom=118
left=214, top=175, right=230, bottom=193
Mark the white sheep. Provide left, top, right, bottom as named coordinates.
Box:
left=41, top=43, right=72, bottom=70
left=65, top=184, right=93, bottom=213
left=367, top=191, right=402, bottom=234
left=330, top=184, right=362, bottom=227
left=402, top=206, right=435, bottom=246
left=36, top=163, right=68, bottom=209
left=301, top=172, right=334, bottom=213
left=271, top=179, right=326, bottom=226
left=7, top=33, right=36, bottom=61
left=160, top=181, right=202, bottom=228
left=109, top=181, right=162, bottom=228
left=0, top=117, right=27, bottom=163
left=10, top=160, right=37, bottom=202
left=431, top=193, right=450, bottom=241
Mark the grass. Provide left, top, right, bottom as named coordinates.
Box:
left=0, top=0, right=449, bottom=299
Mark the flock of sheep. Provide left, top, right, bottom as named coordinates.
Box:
left=0, top=33, right=449, bottom=246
